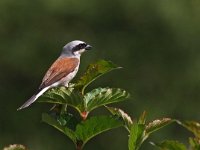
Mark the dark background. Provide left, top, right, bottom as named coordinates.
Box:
left=0, top=0, right=200, bottom=149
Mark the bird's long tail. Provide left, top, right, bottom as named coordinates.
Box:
left=17, top=87, right=49, bottom=110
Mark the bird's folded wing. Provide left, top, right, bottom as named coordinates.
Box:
left=39, top=57, right=79, bottom=89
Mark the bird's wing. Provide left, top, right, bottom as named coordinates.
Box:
left=39, top=57, right=79, bottom=89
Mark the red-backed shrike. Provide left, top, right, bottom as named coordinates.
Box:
left=18, top=40, right=92, bottom=110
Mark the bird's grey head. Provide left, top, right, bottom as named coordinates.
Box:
left=61, top=40, right=92, bottom=57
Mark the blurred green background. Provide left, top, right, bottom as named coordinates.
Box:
left=0, top=0, right=200, bottom=149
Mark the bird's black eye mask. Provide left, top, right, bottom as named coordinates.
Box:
left=72, top=43, right=87, bottom=52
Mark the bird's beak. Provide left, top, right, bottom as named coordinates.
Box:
left=85, top=45, right=92, bottom=50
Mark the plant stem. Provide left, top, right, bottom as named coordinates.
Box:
left=81, top=111, right=88, bottom=120
left=61, top=104, right=67, bottom=114
left=76, top=145, right=82, bottom=150
left=76, top=141, right=83, bottom=150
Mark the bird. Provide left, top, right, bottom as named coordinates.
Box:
left=17, top=40, right=92, bottom=110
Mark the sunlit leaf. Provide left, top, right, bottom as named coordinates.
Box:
left=3, top=144, right=27, bottom=150
left=75, top=115, right=123, bottom=147
left=128, top=123, right=145, bottom=150
left=143, top=118, right=174, bottom=143
left=38, top=87, right=84, bottom=113
left=75, top=60, right=121, bottom=94
left=177, top=120, right=200, bottom=139
left=146, top=118, right=174, bottom=136
left=42, top=113, right=77, bottom=144
left=84, top=87, right=130, bottom=112
left=150, top=140, right=187, bottom=150
left=105, top=106, right=133, bottom=131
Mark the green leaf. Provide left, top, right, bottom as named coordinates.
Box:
left=75, top=60, right=121, bottom=94
left=3, top=144, right=27, bottom=150
left=42, top=113, right=77, bottom=144
left=128, top=123, right=145, bottom=150
left=39, top=87, right=130, bottom=116
left=105, top=106, right=133, bottom=131
left=57, top=113, right=79, bottom=130
left=43, top=114, right=123, bottom=148
left=129, top=117, right=174, bottom=150
left=189, top=137, right=200, bottom=150
left=38, top=87, right=84, bottom=113
left=146, top=118, right=174, bottom=137
left=75, top=115, right=123, bottom=147
left=84, top=87, right=130, bottom=112
left=177, top=120, right=200, bottom=138
left=150, top=140, right=187, bottom=150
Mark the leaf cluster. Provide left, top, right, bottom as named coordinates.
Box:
left=38, top=60, right=130, bottom=149
left=27, top=59, right=200, bottom=150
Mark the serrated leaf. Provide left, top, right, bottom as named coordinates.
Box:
left=38, top=87, right=84, bottom=113
left=128, top=123, right=145, bottom=150
left=105, top=106, right=133, bottom=131
left=150, top=140, right=187, bottom=150
left=75, top=116, right=123, bottom=146
left=189, top=137, right=200, bottom=150
left=177, top=120, right=200, bottom=139
left=144, top=118, right=174, bottom=143
left=84, top=87, right=130, bottom=112
left=75, top=60, right=121, bottom=94
left=146, top=118, right=173, bottom=136
left=42, top=113, right=77, bottom=144
left=3, top=144, right=27, bottom=150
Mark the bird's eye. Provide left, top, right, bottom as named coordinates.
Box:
left=79, top=43, right=87, bottom=49
left=72, top=43, right=87, bottom=52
